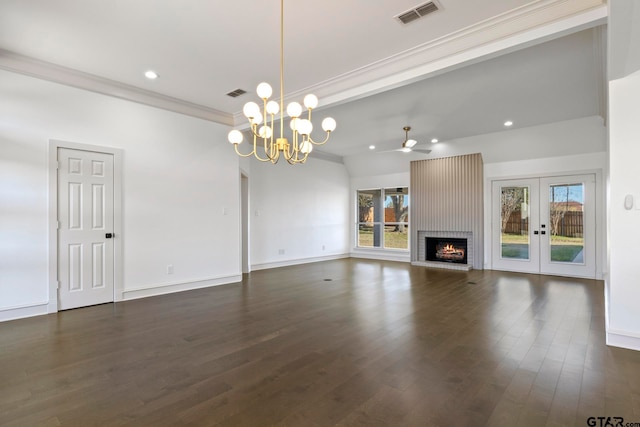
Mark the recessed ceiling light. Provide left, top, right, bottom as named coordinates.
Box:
left=431, top=138, right=438, bottom=144
left=369, top=145, right=375, bottom=150
left=504, top=120, right=513, bottom=127
left=144, top=70, right=159, bottom=80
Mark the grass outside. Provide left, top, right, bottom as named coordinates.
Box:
left=358, top=227, right=408, bottom=249
left=550, top=245, right=583, bottom=262
left=501, top=244, right=529, bottom=259
left=501, top=233, right=584, bottom=245
left=501, top=233, right=583, bottom=262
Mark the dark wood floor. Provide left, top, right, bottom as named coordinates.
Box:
left=1, top=259, right=640, bottom=426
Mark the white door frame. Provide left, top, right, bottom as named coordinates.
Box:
left=48, top=140, right=124, bottom=313
left=487, top=169, right=604, bottom=279
left=240, top=168, right=250, bottom=274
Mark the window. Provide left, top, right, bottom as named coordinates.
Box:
left=357, top=187, right=409, bottom=250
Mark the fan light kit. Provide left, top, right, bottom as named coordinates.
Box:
left=402, top=126, right=417, bottom=153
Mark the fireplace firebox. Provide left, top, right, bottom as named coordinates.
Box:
left=426, top=237, right=468, bottom=264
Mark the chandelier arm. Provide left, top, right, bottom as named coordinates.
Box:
left=234, top=137, right=276, bottom=163
left=247, top=122, right=262, bottom=138
left=282, top=130, right=299, bottom=161
left=252, top=136, right=276, bottom=163
left=252, top=147, right=274, bottom=162
left=233, top=144, right=257, bottom=158
left=307, top=132, right=332, bottom=145
left=286, top=152, right=308, bottom=165
left=245, top=124, right=275, bottom=162
left=270, top=150, right=280, bottom=164
left=283, top=142, right=293, bottom=161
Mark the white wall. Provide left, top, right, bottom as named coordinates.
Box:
left=0, top=69, right=241, bottom=320
left=249, top=157, right=351, bottom=270
left=607, top=0, right=640, bottom=351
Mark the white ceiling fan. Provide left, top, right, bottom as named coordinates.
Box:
left=376, top=126, right=432, bottom=154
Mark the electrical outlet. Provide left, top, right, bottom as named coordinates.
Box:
left=167, top=264, right=174, bottom=274
left=322, top=245, right=325, bottom=251
left=278, top=249, right=285, bottom=255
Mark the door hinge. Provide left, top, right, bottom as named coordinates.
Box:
left=56, top=161, right=62, bottom=170
left=57, top=220, right=61, bottom=229
left=56, top=281, right=61, bottom=289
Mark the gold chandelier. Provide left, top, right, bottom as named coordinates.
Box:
left=227, top=0, right=336, bottom=164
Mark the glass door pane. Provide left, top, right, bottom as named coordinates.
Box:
left=357, top=190, right=382, bottom=247
left=492, top=178, right=540, bottom=274
left=540, top=175, right=595, bottom=278
left=548, top=183, right=585, bottom=264
left=500, top=186, right=530, bottom=260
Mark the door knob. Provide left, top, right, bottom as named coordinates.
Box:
left=105, top=233, right=113, bottom=239
left=534, top=231, right=539, bottom=235
left=541, top=231, right=546, bottom=235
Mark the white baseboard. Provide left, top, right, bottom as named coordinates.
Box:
left=251, top=253, right=350, bottom=271
left=123, top=274, right=242, bottom=301
left=350, top=250, right=410, bottom=263
left=0, top=301, right=49, bottom=322
left=607, top=329, right=640, bottom=351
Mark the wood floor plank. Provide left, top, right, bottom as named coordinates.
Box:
left=1, top=259, right=640, bottom=426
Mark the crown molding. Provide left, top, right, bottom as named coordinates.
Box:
left=233, top=0, right=607, bottom=126
left=0, top=49, right=233, bottom=126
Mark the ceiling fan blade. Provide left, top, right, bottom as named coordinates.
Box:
left=412, top=148, right=432, bottom=154
left=371, top=147, right=430, bottom=154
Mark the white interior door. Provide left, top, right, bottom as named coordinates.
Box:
left=492, top=175, right=596, bottom=278
left=58, top=148, right=114, bottom=310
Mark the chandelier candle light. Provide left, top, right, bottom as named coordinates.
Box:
left=227, top=0, right=336, bottom=164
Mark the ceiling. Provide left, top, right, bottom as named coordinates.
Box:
left=0, top=0, right=607, bottom=158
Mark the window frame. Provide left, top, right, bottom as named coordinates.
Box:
left=356, top=187, right=409, bottom=251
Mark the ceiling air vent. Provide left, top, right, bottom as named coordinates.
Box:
left=226, top=88, right=247, bottom=98
left=397, top=1, right=439, bottom=25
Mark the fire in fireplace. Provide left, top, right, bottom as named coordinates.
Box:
left=426, top=237, right=468, bottom=264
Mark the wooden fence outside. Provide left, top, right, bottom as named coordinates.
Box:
left=504, top=210, right=583, bottom=237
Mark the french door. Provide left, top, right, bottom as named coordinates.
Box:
left=492, top=174, right=596, bottom=278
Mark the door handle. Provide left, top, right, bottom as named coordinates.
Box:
left=105, top=233, right=113, bottom=239
left=534, top=231, right=539, bottom=235
left=541, top=231, right=546, bottom=235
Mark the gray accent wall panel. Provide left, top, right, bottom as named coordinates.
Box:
left=410, top=153, right=484, bottom=269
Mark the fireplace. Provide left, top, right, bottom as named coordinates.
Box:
left=426, top=237, right=468, bottom=264
left=416, top=231, right=473, bottom=270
